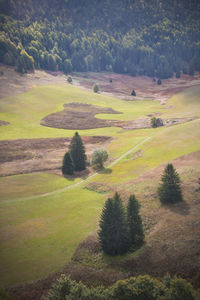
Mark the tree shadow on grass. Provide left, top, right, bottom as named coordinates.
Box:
left=164, top=201, right=190, bottom=216
left=98, top=167, right=112, bottom=174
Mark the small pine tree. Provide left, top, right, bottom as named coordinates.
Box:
left=157, top=78, right=162, bottom=85
left=176, top=70, right=181, bottom=78
left=131, top=89, right=136, bottom=96
left=127, top=195, right=144, bottom=247
left=151, top=117, right=158, bottom=128
left=69, top=132, right=86, bottom=171
left=67, top=76, right=72, bottom=83
left=62, top=152, right=74, bottom=175
left=93, top=84, right=99, bottom=93
left=158, top=164, right=183, bottom=204
left=98, top=193, right=130, bottom=255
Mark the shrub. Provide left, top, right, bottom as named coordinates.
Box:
left=67, top=76, right=72, bottom=83
left=43, top=274, right=200, bottom=300
left=151, top=117, right=163, bottom=128
left=90, top=148, right=108, bottom=169
left=157, top=78, right=162, bottom=85
left=131, top=89, right=136, bottom=96
left=93, top=84, right=99, bottom=93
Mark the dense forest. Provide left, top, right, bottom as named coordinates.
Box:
left=0, top=0, right=200, bottom=78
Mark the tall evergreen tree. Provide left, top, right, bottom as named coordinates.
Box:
left=98, top=193, right=130, bottom=255
left=98, top=197, right=115, bottom=255
left=69, top=132, right=86, bottom=171
left=127, top=195, right=144, bottom=247
left=158, top=164, right=183, bottom=204
left=62, top=152, right=74, bottom=175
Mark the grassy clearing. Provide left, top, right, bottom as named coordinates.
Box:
left=162, top=85, right=200, bottom=118
left=0, top=187, right=105, bottom=287
left=93, top=119, right=200, bottom=186
left=0, top=84, right=161, bottom=140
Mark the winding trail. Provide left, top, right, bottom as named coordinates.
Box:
left=1, top=136, right=152, bottom=204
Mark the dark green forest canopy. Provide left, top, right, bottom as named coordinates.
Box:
left=0, top=0, right=200, bottom=77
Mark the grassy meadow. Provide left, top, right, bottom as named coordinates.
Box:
left=0, top=81, right=200, bottom=287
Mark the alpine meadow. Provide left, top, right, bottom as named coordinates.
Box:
left=0, top=1, right=200, bottom=299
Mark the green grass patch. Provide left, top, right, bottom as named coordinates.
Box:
left=0, top=173, right=81, bottom=202
left=0, top=84, right=161, bottom=140
left=0, top=187, right=105, bottom=287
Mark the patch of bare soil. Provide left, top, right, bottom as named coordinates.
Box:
left=0, top=120, right=9, bottom=126
left=0, top=64, right=66, bottom=98
left=0, top=136, right=111, bottom=177
left=72, top=71, right=200, bottom=103
left=41, top=102, right=122, bottom=130
left=41, top=102, right=163, bottom=131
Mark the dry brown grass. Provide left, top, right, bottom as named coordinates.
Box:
left=72, top=71, right=200, bottom=103
left=0, top=136, right=111, bottom=176
left=40, top=102, right=121, bottom=130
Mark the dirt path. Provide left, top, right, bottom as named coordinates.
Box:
left=0, top=137, right=152, bottom=204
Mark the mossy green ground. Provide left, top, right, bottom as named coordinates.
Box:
left=0, top=83, right=199, bottom=287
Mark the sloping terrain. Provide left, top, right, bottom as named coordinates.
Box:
left=0, top=69, right=199, bottom=300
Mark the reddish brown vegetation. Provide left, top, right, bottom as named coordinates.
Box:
left=40, top=103, right=122, bottom=130
left=0, top=136, right=111, bottom=176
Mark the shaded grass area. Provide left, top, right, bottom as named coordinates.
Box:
left=0, top=187, right=105, bottom=287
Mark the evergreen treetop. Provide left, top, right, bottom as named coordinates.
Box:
left=98, top=193, right=130, bottom=255
left=127, top=195, right=144, bottom=246
left=62, top=152, right=74, bottom=175
left=158, top=163, right=183, bottom=204
left=69, top=132, right=86, bottom=172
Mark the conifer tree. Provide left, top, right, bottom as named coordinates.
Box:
left=98, top=193, right=130, bottom=255
left=69, top=132, right=86, bottom=171
left=158, top=164, right=183, bottom=204
left=62, top=152, right=74, bottom=175
left=127, top=195, right=144, bottom=247
left=98, top=197, right=114, bottom=255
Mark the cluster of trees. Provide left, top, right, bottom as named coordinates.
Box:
left=43, top=273, right=200, bottom=300
left=0, top=0, right=200, bottom=77
left=99, top=192, right=144, bottom=255
left=99, top=164, right=182, bottom=256
left=62, top=132, right=86, bottom=175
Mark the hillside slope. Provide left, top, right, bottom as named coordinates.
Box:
left=0, top=0, right=200, bottom=77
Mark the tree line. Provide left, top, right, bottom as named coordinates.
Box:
left=0, top=0, right=200, bottom=77
left=43, top=273, right=200, bottom=300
